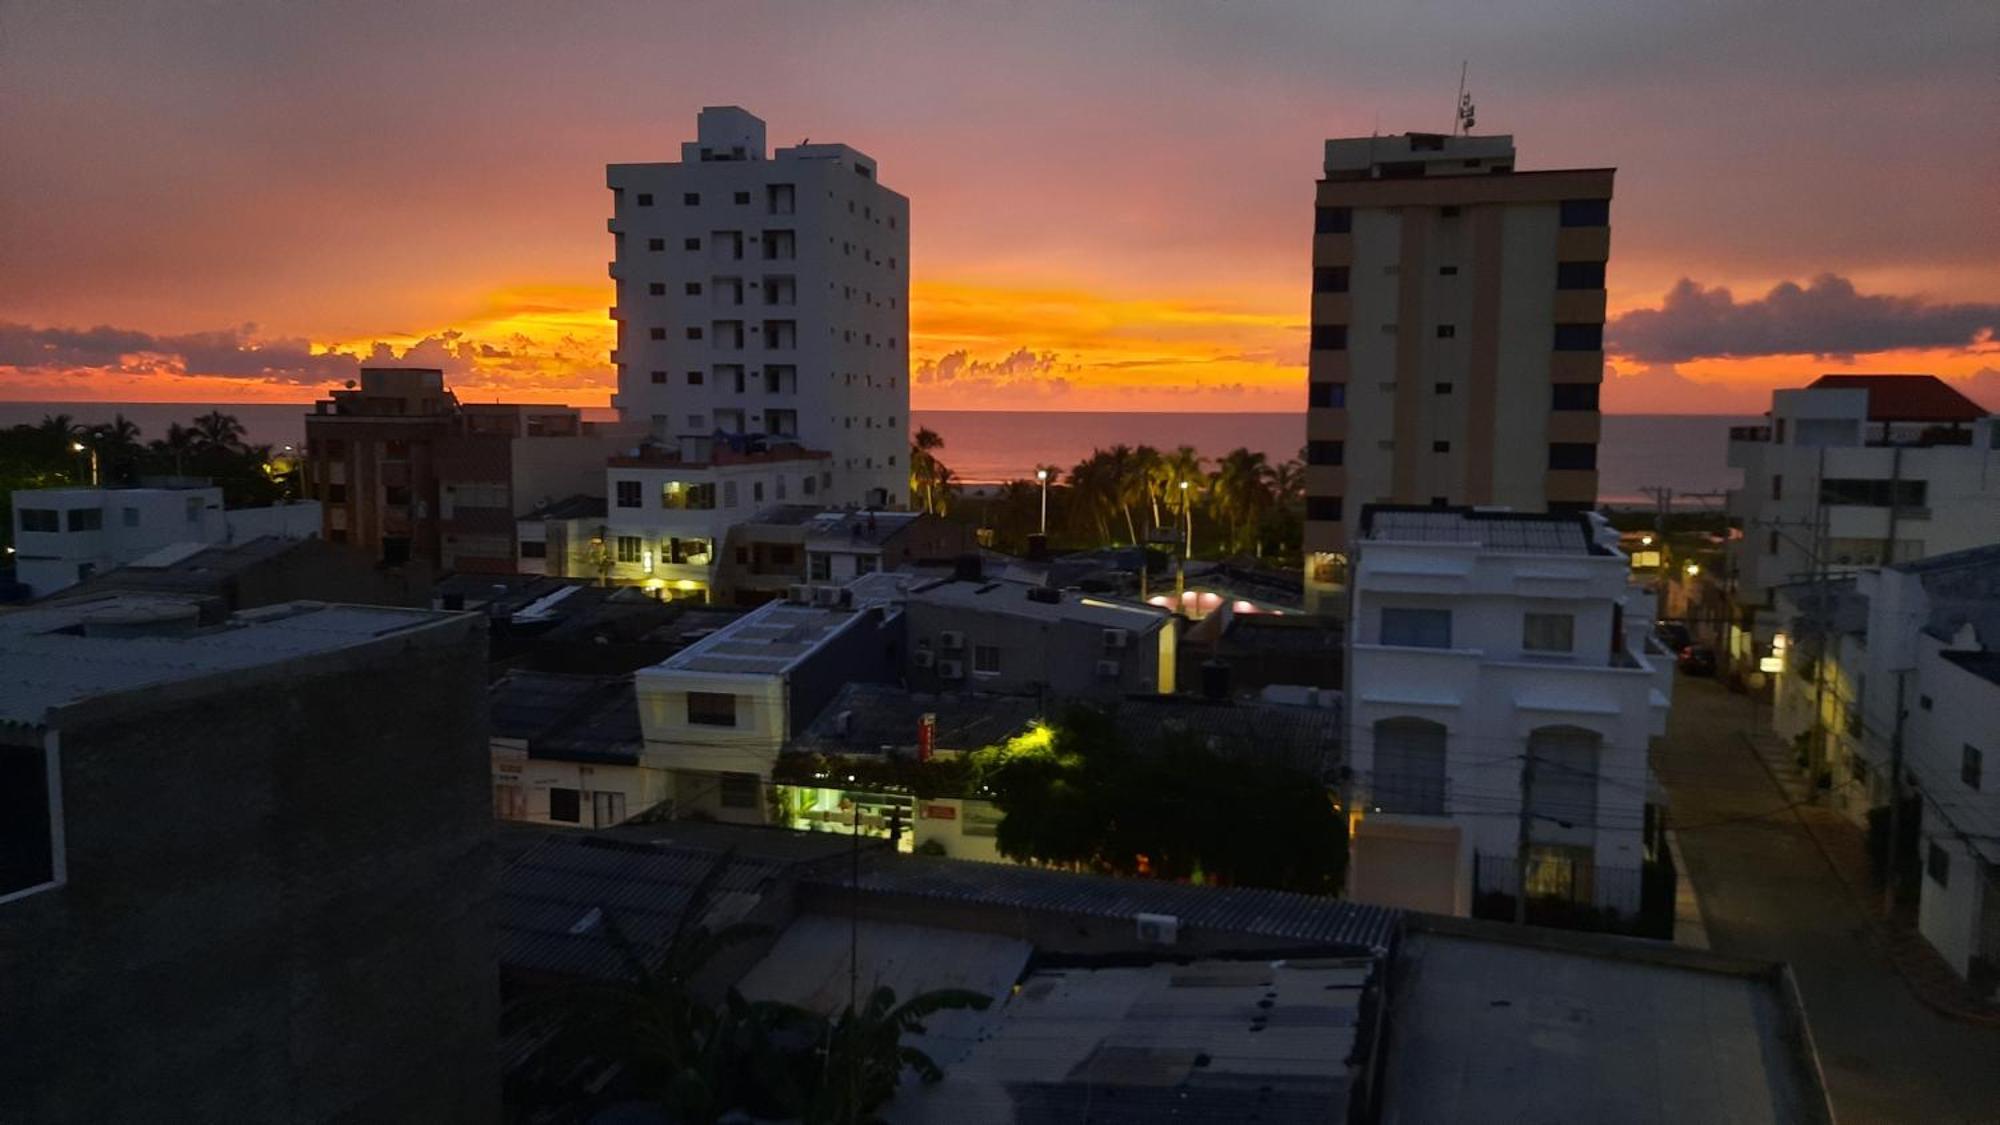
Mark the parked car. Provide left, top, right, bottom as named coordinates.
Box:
left=1677, top=644, right=1717, bottom=676
left=1655, top=621, right=1693, bottom=654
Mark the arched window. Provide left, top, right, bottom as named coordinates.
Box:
left=1525, top=725, right=1602, bottom=831
left=1373, top=718, right=1448, bottom=815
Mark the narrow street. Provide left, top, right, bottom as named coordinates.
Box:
left=1655, top=676, right=2000, bottom=1124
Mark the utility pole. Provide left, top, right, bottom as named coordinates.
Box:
left=1514, top=748, right=1537, bottom=925
left=1882, top=672, right=1908, bottom=914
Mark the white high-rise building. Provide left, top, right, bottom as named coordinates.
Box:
left=608, top=106, right=910, bottom=509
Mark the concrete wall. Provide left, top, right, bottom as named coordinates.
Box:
left=0, top=616, right=498, bottom=1124
left=904, top=599, right=1168, bottom=699
left=1913, top=645, right=1999, bottom=980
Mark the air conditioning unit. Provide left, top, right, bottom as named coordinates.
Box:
left=813, top=585, right=843, bottom=607
left=914, top=649, right=936, bottom=669
left=938, top=630, right=966, bottom=651
left=1102, top=628, right=1130, bottom=650
left=787, top=584, right=813, bottom=605
left=938, top=659, right=965, bottom=679
left=1096, top=659, right=1122, bottom=679
left=1135, top=913, right=1179, bottom=945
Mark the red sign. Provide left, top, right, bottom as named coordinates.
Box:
left=920, top=803, right=957, bottom=820
left=917, top=712, right=937, bottom=762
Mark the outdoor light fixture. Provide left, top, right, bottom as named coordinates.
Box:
left=1641, top=534, right=1653, bottom=546
left=1035, top=468, right=1049, bottom=534
left=641, top=548, right=654, bottom=574
left=1759, top=656, right=1784, bottom=674
left=1684, top=562, right=1701, bottom=577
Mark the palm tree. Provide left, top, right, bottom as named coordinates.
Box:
left=150, top=422, right=199, bottom=476
left=1100, top=444, right=1143, bottom=545
left=1065, top=454, right=1115, bottom=546
left=1162, top=446, right=1205, bottom=556
left=910, top=427, right=946, bottom=514
left=930, top=462, right=958, bottom=516
left=1211, top=448, right=1275, bottom=556
left=1132, top=445, right=1167, bottom=534
left=796, top=985, right=993, bottom=1124
left=191, top=410, right=246, bottom=452
left=88, top=414, right=144, bottom=483
left=1272, top=457, right=1305, bottom=508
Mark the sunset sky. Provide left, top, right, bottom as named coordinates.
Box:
left=2, top=0, right=1995, bottom=413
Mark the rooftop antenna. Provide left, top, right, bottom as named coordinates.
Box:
left=1454, top=61, right=1477, bottom=135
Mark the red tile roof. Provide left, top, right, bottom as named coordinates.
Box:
left=1808, top=374, right=1988, bottom=423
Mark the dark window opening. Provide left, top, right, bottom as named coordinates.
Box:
left=1306, top=440, right=1344, bottom=466
left=688, top=691, right=738, bottom=727
left=1548, top=443, right=1598, bottom=471
left=1556, top=261, right=1606, bottom=289
left=1315, top=206, right=1352, bottom=234
left=1553, top=323, right=1603, bottom=351
left=1306, top=496, right=1343, bottom=521
left=1311, top=324, right=1348, bottom=351
left=1551, top=382, right=1600, bottom=411
left=1559, top=198, right=1611, bottom=227
left=549, top=788, right=581, bottom=823
left=1308, top=382, right=1346, bottom=409
left=1313, top=266, right=1350, bottom=293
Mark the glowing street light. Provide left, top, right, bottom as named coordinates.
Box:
left=71, top=441, right=99, bottom=486
left=1179, top=480, right=1192, bottom=559
left=1684, top=562, right=1701, bottom=577
left=1035, top=467, right=1049, bottom=535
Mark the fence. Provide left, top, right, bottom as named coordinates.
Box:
left=1470, top=850, right=1675, bottom=939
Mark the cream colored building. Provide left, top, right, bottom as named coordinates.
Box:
left=1303, top=133, right=1613, bottom=613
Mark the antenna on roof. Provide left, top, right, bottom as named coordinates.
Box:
left=1454, top=61, right=1476, bottom=135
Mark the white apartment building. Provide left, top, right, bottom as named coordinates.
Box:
left=1304, top=133, right=1614, bottom=613
left=600, top=438, right=833, bottom=599
left=1725, top=374, right=1998, bottom=669
left=608, top=106, right=909, bottom=509
left=1345, top=506, right=1671, bottom=919
left=1765, top=546, right=2000, bottom=991
left=10, top=485, right=320, bottom=598
left=633, top=592, right=902, bottom=823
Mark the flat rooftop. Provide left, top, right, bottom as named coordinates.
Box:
left=891, top=956, right=1372, bottom=1124
left=651, top=598, right=884, bottom=677
left=1382, top=928, right=1830, bottom=1124
left=910, top=576, right=1169, bottom=631
left=0, top=596, right=461, bottom=728
left=1359, top=505, right=1613, bottom=556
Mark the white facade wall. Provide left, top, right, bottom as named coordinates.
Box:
left=607, top=107, right=909, bottom=509
left=490, top=740, right=669, bottom=828
left=1726, top=391, right=2000, bottom=622
left=601, top=457, right=830, bottom=594
left=12, top=487, right=232, bottom=596
left=1910, top=644, right=1999, bottom=982
left=1346, top=535, right=1666, bottom=916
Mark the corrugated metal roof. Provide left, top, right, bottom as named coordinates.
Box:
left=498, top=835, right=794, bottom=980
left=809, top=855, right=1399, bottom=954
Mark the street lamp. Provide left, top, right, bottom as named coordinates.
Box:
left=71, top=441, right=98, bottom=487
left=1035, top=468, right=1049, bottom=535
left=1179, top=479, right=1192, bottom=559
left=1684, top=562, right=1701, bottom=578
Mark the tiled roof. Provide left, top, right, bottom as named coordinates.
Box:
left=809, top=854, right=1400, bottom=954
left=1808, top=374, right=1989, bottom=423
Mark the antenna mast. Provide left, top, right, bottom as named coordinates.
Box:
left=1454, top=61, right=1477, bottom=135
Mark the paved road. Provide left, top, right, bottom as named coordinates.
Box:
left=1655, top=676, right=2000, bottom=1124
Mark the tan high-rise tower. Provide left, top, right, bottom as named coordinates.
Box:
left=1302, top=133, right=1613, bottom=612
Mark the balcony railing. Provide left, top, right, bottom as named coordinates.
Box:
left=1729, top=425, right=1771, bottom=442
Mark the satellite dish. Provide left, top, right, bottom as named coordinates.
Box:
left=344, top=379, right=357, bottom=389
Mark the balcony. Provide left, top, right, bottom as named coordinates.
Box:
left=1729, top=425, right=1770, bottom=442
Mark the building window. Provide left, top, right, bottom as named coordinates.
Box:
left=1553, top=323, right=1603, bottom=351
left=1435, top=382, right=1454, bottom=395
left=1964, top=745, right=1984, bottom=790
left=1548, top=443, right=1598, bottom=471
left=1372, top=718, right=1447, bottom=815
left=688, top=692, right=738, bottom=728
left=1306, top=496, right=1343, bottom=522
left=1768, top=531, right=1781, bottom=556
left=1819, top=479, right=1928, bottom=509
left=615, top=536, right=642, bottom=563
left=520, top=540, right=547, bottom=559
left=1313, top=266, right=1350, bottom=293
left=1771, top=474, right=1783, bottom=501
left=1920, top=694, right=1933, bottom=711
left=1381, top=607, right=1452, bottom=649
left=1432, top=440, right=1451, bottom=453
left=1306, top=440, right=1343, bottom=466
left=809, top=553, right=832, bottom=581
left=1315, top=206, right=1352, bottom=234
left=720, top=772, right=760, bottom=808
left=1435, top=325, right=1456, bottom=339
left=635, top=193, right=654, bottom=206
left=616, top=480, right=642, bottom=508
left=647, top=238, right=665, bottom=251
left=682, top=192, right=700, bottom=206
left=1927, top=841, right=1950, bottom=885
left=1559, top=198, right=1611, bottom=227
left=66, top=508, right=102, bottom=532
left=548, top=787, right=581, bottom=824
left=682, top=237, right=701, bottom=251
left=1308, top=382, right=1345, bottom=409
left=19, top=508, right=57, bottom=533
left=0, top=744, right=57, bottom=898
left=648, top=282, right=666, bottom=295
left=685, top=282, right=703, bottom=296
left=1439, top=265, right=1459, bottom=276
left=1311, top=324, right=1348, bottom=351
left=1556, top=261, right=1606, bottom=289
left=685, top=327, right=703, bottom=340
left=649, top=327, right=667, bottom=340
left=1523, top=613, right=1576, bottom=654
left=650, top=370, right=668, bottom=385
left=973, top=644, right=1002, bottom=675
left=1551, top=383, right=1599, bottom=411
left=855, top=554, right=877, bottom=576
left=733, top=190, right=750, bottom=205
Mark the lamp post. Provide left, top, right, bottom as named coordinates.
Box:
left=1035, top=468, right=1049, bottom=535
left=1179, top=479, right=1192, bottom=559
left=71, top=441, right=98, bottom=487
